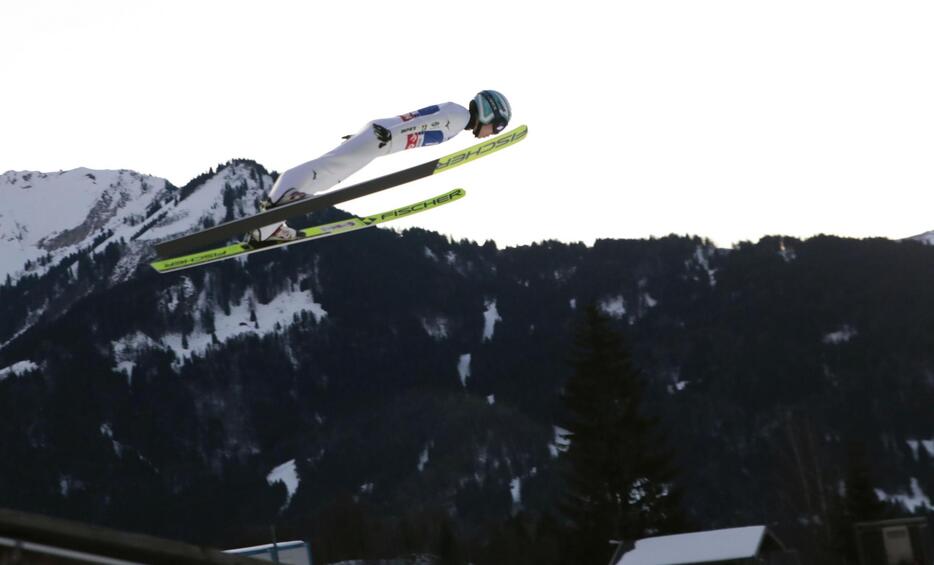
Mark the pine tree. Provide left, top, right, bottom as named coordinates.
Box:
left=826, top=440, right=889, bottom=564
left=559, top=305, right=685, bottom=564
left=842, top=441, right=886, bottom=522
left=437, top=516, right=463, bottom=565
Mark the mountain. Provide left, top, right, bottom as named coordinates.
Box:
left=0, top=161, right=272, bottom=350
left=1, top=162, right=933, bottom=563
left=908, top=230, right=934, bottom=245
left=0, top=161, right=272, bottom=283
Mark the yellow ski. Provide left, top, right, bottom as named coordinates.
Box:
left=151, top=189, right=465, bottom=274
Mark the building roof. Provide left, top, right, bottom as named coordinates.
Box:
left=0, top=507, right=260, bottom=565
left=854, top=517, right=929, bottom=530
left=226, top=540, right=306, bottom=555
left=617, top=525, right=784, bottom=565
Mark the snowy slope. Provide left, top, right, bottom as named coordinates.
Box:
left=909, top=230, right=934, bottom=245
left=0, top=168, right=166, bottom=280
left=0, top=163, right=272, bottom=282
left=138, top=165, right=270, bottom=243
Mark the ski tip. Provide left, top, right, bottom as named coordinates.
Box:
left=504, top=124, right=527, bottom=138
left=360, top=188, right=467, bottom=226
left=434, top=125, right=528, bottom=174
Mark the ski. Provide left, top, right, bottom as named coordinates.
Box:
left=150, top=188, right=466, bottom=274
left=154, top=124, right=527, bottom=258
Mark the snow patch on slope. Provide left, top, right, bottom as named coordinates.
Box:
left=110, top=287, right=325, bottom=368
left=0, top=303, right=48, bottom=353
left=168, top=288, right=325, bottom=359
left=161, top=277, right=197, bottom=314
left=482, top=300, right=502, bottom=341
left=876, top=478, right=933, bottom=513
left=549, top=426, right=572, bottom=458
left=823, top=325, right=857, bottom=345
left=267, top=459, right=300, bottom=511
left=99, top=423, right=126, bottom=458
left=642, top=292, right=658, bottom=309
left=112, top=332, right=162, bottom=381
left=510, top=477, right=522, bottom=506
left=421, top=316, right=449, bottom=341
left=688, top=244, right=718, bottom=286
left=0, top=360, right=38, bottom=381
left=906, top=439, right=934, bottom=460
left=418, top=444, right=432, bottom=472
left=458, top=354, right=471, bottom=387
left=553, top=266, right=576, bottom=282
left=599, top=295, right=627, bottom=319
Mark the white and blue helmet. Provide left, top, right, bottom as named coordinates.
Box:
left=472, top=90, right=511, bottom=133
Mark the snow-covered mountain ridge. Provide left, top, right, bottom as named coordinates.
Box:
left=0, top=168, right=165, bottom=280
left=6, top=160, right=931, bottom=286
left=0, top=162, right=272, bottom=282
left=909, top=230, right=934, bottom=245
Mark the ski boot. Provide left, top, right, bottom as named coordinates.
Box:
left=245, top=222, right=302, bottom=248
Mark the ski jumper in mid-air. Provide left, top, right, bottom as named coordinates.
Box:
left=249, top=90, right=511, bottom=243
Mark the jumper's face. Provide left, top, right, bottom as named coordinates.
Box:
left=474, top=123, right=495, bottom=138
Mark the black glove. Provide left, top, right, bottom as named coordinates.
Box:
left=373, top=124, right=392, bottom=148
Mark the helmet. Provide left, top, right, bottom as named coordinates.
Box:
left=471, top=90, right=511, bottom=133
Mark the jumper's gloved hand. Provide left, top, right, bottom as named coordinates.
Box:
left=373, top=124, right=391, bottom=148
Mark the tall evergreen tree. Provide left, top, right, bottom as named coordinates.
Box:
left=559, top=305, right=685, bottom=564
left=842, top=441, right=887, bottom=522
left=827, top=440, right=890, bottom=564
left=437, top=516, right=463, bottom=565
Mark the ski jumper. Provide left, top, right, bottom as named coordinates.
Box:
left=257, top=102, right=471, bottom=240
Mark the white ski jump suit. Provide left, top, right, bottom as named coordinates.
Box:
left=257, top=102, right=471, bottom=240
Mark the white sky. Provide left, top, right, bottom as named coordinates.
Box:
left=2, top=1, right=933, bottom=247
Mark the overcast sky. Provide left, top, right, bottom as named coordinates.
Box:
left=2, top=1, right=933, bottom=247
